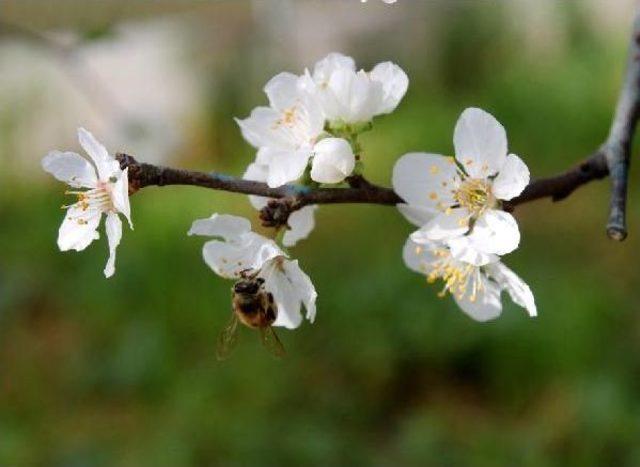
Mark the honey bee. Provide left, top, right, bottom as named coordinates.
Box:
left=216, top=271, right=286, bottom=360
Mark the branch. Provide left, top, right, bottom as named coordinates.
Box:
left=599, top=9, right=640, bottom=240
left=115, top=8, right=640, bottom=237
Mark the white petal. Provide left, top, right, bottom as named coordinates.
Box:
left=453, top=108, right=507, bottom=178
left=235, top=107, right=282, bottom=149
left=41, top=151, right=97, bottom=188
left=454, top=278, right=503, bottom=322
left=412, top=208, right=470, bottom=243
left=111, top=168, right=132, bottom=228
left=485, top=262, right=537, bottom=317
left=467, top=209, right=520, bottom=256
left=77, top=127, right=119, bottom=181
left=264, top=72, right=301, bottom=111
left=312, top=53, right=356, bottom=83
left=326, top=68, right=381, bottom=123
left=392, top=152, right=459, bottom=211
left=281, top=259, right=317, bottom=323
left=369, top=61, right=409, bottom=114
left=265, top=147, right=311, bottom=187
left=188, top=213, right=252, bottom=241
left=446, top=236, right=498, bottom=267
left=283, top=205, right=317, bottom=247
left=243, top=162, right=269, bottom=210
left=396, top=204, right=436, bottom=227
left=57, top=205, right=102, bottom=252
left=402, top=237, right=439, bottom=274
left=202, top=233, right=282, bottom=279
left=261, top=261, right=303, bottom=329
left=492, top=154, right=530, bottom=201
left=310, top=138, right=355, bottom=184
left=104, top=212, right=122, bottom=278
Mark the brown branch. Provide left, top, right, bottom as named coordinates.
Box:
left=116, top=150, right=605, bottom=214
left=115, top=8, right=640, bottom=238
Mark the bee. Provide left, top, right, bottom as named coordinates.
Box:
left=216, top=271, right=286, bottom=360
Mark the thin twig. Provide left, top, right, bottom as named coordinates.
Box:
left=600, top=9, right=640, bottom=240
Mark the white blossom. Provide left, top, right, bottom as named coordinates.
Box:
left=302, top=52, right=408, bottom=124
left=403, top=237, right=536, bottom=322
left=236, top=72, right=324, bottom=188
left=42, top=128, right=132, bottom=278
left=188, top=214, right=317, bottom=329
left=393, top=108, right=530, bottom=264
left=243, top=162, right=318, bottom=247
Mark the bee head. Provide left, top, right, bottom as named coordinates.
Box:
left=233, top=278, right=262, bottom=295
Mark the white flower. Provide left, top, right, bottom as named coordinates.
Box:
left=243, top=163, right=318, bottom=247
left=403, top=237, right=536, bottom=322
left=303, top=52, right=408, bottom=124
left=310, top=137, right=356, bottom=184
left=188, top=214, right=317, bottom=329
left=236, top=72, right=325, bottom=188
left=42, top=128, right=132, bottom=278
left=392, top=108, right=530, bottom=264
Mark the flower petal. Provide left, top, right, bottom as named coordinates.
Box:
left=188, top=213, right=252, bottom=241
left=412, top=208, right=470, bottom=243
left=57, top=205, right=102, bottom=252
left=41, top=151, right=97, bottom=188
left=492, top=154, right=530, bottom=201
left=264, top=72, right=301, bottom=111
left=467, top=209, right=520, bottom=256
left=261, top=261, right=303, bottom=329
left=396, top=204, right=436, bottom=227
left=310, top=138, right=355, bottom=184
left=112, top=168, right=132, bottom=228
left=77, top=128, right=119, bottom=180
left=453, top=108, right=507, bottom=178
left=485, top=262, right=537, bottom=317
left=281, top=259, right=317, bottom=323
left=202, top=233, right=282, bottom=279
left=312, top=53, right=356, bottom=84
left=453, top=278, right=503, bottom=322
left=402, top=237, right=439, bottom=274
left=243, top=162, right=270, bottom=210
left=235, top=107, right=282, bottom=149
left=369, top=61, right=409, bottom=114
left=104, top=212, right=122, bottom=278
left=392, top=152, right=460, bottom=211
left=265, top=147, right=311, bottom=187
left=447, top=235, right=498, bottom=267
left=283, top=205, right=317, bottom=247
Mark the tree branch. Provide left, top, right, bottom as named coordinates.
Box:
left=599, top=9, right=640, bottom=240
left=115, top=8, right=640, bottom=238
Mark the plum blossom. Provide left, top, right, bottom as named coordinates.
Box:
left=236, top=72, right=355, bottom=187
left=188, top=214, right=317, bottom=329
left=393, top=108, right=530, bottom=264
left=302, top=52, right=408, bottom=124
left=42, top=128, right=132, bottom=278
left=403, top=237, right=536, bottom=322
left=243, top=162, right=318, bottom=247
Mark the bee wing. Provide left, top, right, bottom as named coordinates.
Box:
left=259, top=326, right=286, bottom=359
left=216, top=312, right=240, bottom=361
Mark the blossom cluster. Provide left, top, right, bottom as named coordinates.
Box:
left=42, top=52, right=535, bottom=355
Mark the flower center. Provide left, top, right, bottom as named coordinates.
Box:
left=64, top=181, right=115, bottom=214
left=454, top=178, right=494, bottom=216
left=419, top=246, right=485, bottom=303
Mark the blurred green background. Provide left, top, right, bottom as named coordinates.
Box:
left=2, top=1, right=640, bottom=465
